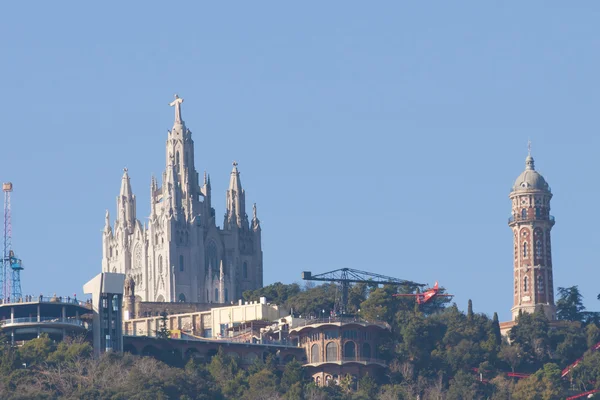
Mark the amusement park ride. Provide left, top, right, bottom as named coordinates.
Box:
left=393, top=281, right=454, bottom=304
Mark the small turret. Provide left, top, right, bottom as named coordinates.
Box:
left=252, top=203, right=261, bottom=232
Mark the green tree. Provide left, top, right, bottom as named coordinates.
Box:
left=556, top=286, right=585, bottom=322
left=155, top=310, right=171, bottom=339
left=281, top=359, right=304, bottom=390
left=243, top=369, right=279, bottom=400
left=18, top=334, right=54, bottom=367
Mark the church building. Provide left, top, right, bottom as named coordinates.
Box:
left=101, top=95, right=263, bottom=303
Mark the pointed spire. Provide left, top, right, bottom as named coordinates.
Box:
left=120, top=168, right=133, bottom=197
left=117, top=167, right=136, bottom=230
left=252, top=203, right=261, bottom=231
left=104, top=209, right=111, bottom=233
left=225, top=161, right=246, bottom=229
left=229, top=161, right=242, bottom=192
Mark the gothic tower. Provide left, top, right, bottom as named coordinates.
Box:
left=102, top=95, right=263, bottom=304
left=508, top=151, right=556, bottom=320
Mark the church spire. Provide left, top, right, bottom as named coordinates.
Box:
left=116, top=168, right=136, bottom=231
left=225, top=161, right=247, bottom=229
left=120, top=168, right=133, bottom=198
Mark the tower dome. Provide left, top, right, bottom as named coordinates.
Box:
left=512, top=155, right=550, bottom=192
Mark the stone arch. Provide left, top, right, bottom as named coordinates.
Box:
left=142, top=345, right=161, bottom=358
left=311, top=343, right=319, bottom=363
left=226, top=351, right=240, bottom=361
left=325, top=375, right=333, bottom=386
left=178, top=293, right=186, bottom=302
left=205, top=348, right=218, bottom=360
left=283, top=354, right=296, bottom=364
left=244, top=352, right=258, bottom=364
left=362, top=342, right=371, bottom=359
left=205, top=240, right=219, bottom=274
left=344, top=341, right=356, bottom=359
left=156, top=294, right=165, bottom=302
left=325, top=342, right=338, bottom=362
left=185, top=348, right=200, bottom=360
left=123, top=343, right=138, bottom=355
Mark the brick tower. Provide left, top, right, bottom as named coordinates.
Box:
left=508, top=151, right=556, bottom=321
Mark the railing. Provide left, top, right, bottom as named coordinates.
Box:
left=0, top=295, right=92, bottom=308
left=306, top=357, right=387, bottom=366
left=0, top=316, right=89, bottom=329
left=291, top=317, right=390, bottom=330
left=508, top=215, right=555, bottom=224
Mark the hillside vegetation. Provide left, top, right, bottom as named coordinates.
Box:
left=0, top=284, right=598, bottom=399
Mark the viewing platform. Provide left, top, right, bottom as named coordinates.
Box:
left=0, top=294, right=93, bottom=343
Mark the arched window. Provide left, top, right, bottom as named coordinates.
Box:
left=521, top=209, right=527, bottom=219
left=344, top=341, right=356, bottom=359
left=154, top=234, right=158, bottom=244
left=326, top=342, right=338, bottom=362
left=362, top=342, right=371, bottom=359
left=158, top=255, right=163, bottom=275
left=311, top=344, right=319, bottom=363
left=537, top=276, right=544, bottom=292
left=178, top=293, right=186, bottom=302
left=243, top=262, right=248, bottom=279
left=524, top=276, right=529, bottom=292
left=205, top=241, right=218, bottom=273
left=109, top=247, right=113, bottom=257
left=315, top=376, right=321, bottom=386
left=176, top=151, right=180, bottom=173
left=215, top=288, right=219, bottom=302
left=535, top=240, right=542, bottom=258
left=179, top=255, right=184, bottom=272
left=523, top=242, right=528, bottom=258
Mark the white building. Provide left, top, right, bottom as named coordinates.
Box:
left=102, top=95, right=263, bottom=303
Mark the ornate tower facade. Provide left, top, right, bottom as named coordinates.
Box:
left=508, top=152, right=556, bottom=320
left=102, top=95, right=263, bottom=303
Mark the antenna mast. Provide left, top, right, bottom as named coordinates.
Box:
left=3, top=183, right=23, bottom=302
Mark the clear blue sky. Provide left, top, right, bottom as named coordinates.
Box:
left=1, top=2, right=599, bottom=321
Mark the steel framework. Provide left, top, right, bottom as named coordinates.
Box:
left=302, top=268, right=424, bottom=315
left=2, top=183, right=23, bottom=302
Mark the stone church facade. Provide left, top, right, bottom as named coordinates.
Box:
left=101, top=95, right=263, bottom=303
